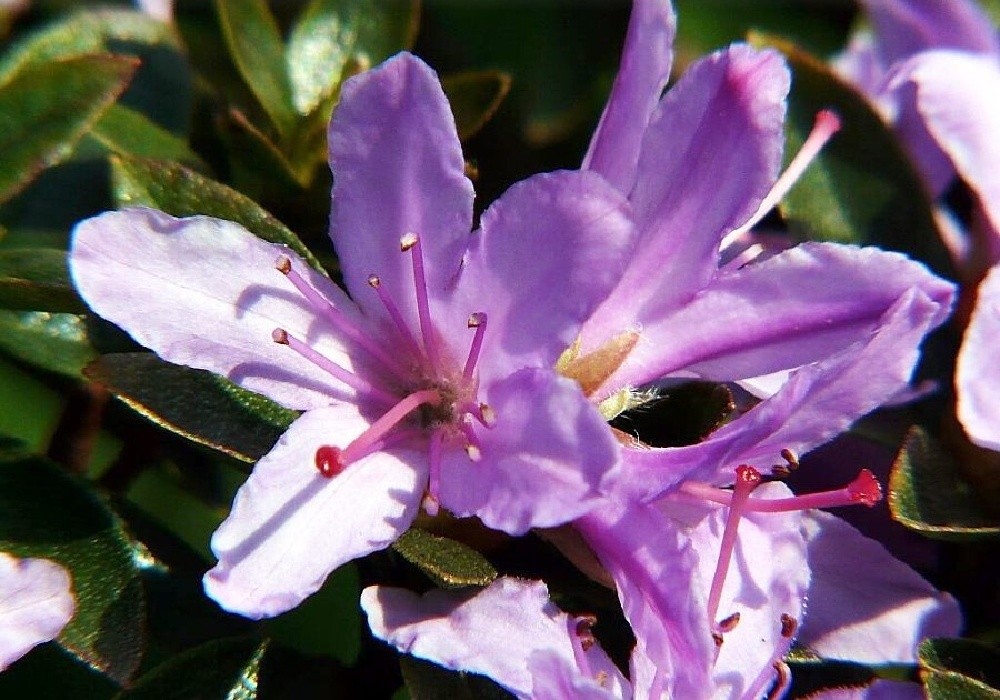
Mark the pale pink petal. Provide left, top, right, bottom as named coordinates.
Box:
left=204, top=404, right=425, bottom=619
left=957, top=264, right=1000, bottom=450
left=0, top=553, right=74, bottom=671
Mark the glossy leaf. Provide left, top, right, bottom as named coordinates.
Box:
left=110, top=154, right=324, bottom=271
left=0, top=55, right=137, bottom=205
left=392, top=528, right=498, bottom=589
left=442, top=71, right=512, bottom=141
left=114, top=637, right=266, bottom=700
left=0, top=248, right=84, bottom=313
left=89, top=105, right=203, bottom=167
left=0, top=452, right=145, bottom=685
left=85, top=353, right=295, bottom=464
left=920, top=638, right=1000, bottom=699
left=220, top=108, right=313, bottom=191
left=0, top=311, right=96, bottom=377
left=215, top=0, right=296, bottom=137
left=755, top=34, right=956, bottom=279
left=286, top=0, right=419, bottom=116
left=889, top=426, right=1000, bottom=540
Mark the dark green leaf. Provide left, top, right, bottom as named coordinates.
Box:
left=889, top=426, right=1000, bottom=540
left=925, top=673, right=1000, bottom=700
left=85, top=353, right=295, bottom=463
left=920, top=638, right=1000, bottom=696
left=89, top=105, right=204, bottom=167
left=400, top=655, right=514, bottom=700
left=215, top=0, right=296, bottom=137
left=0, top=311, right=96, bottom=376
left=0, top=248, right=85, bottom=313
left=286, top=0, right=419, bottom=116
left=785, top=655, right=879, bottom=698
left=0, top=453, right=145, bottom=685
left=443, top=71, right=512, bottom=141
left=0, top=643, right=119, bottom=700
left=220, top=108, right=313, bottom=191
left=110, top=154, right=324, bottom=271
left=755, top=34, right=956, bottom=278
left=114, top=637, right=266, bottom=700
left=392, top=528, right=497, bottom=589
left=0, top=55, right=138, bottom=205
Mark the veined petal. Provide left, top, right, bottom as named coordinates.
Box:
left=439, top=369, right=619, bottom=535
left=454, top=170, right=635, bottom=383
left=796, top=511, right=961, bottom=664
left=0, top=554, right=74, bottom=671
left=582, top=45, right=789, bottom=351
left=582, top=0, right=676, bottom=194
left=204, top=404, right=425, bottom=619
left=957, top=265, right=1000, bottom=450
left=601, top=243, right=954, bottom=392
left=71, top=208, right=365, bottom=410
left=328, top=52, right=474, bottom=325
left=362, top=578, right=625, bottom=699
left=862, top=0, right=1000, bottom=65
left=619, top=288, right=949, bottom=501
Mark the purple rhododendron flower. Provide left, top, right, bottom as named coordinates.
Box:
left=0, top=552, right=74, bottom=672
left=70, top=53, right=636, bottom=618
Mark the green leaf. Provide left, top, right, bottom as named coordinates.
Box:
left=0, top=248, right=85, bottom=313
left=110, top=154, right=324, bottom=271
left=286, top=0, right=419, bottom=116
left=220, top=108, right=314, bottom=191
left=0, top=55, right=138, bottom=205
left=889, top=426, right=1000, bottom=540
left=785, top=655, right=879, bottom=698
left=400, top=655, right=514, bottom=700
left=442, top=71, right=512, bottom=141
left=215, top=0, right=297, bottom=138
left=0, top=643, right=119, bottom=699
left=920, top=638, right=1000, bottom=699
left=89, top=105, right=204, bottom=167
left=392, top=528, right=497, bottom=589
left=85, top=353, right=295, bottom=463
left=754, top=34, right=956, bottom=278
left=0, top=452, right=145, bottom=685
left=0, top=311, right=96, bottom=377
left=114, top=637, right=266, bottom=700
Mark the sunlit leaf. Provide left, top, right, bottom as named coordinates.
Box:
left=0, top=55, right=137, bottom=205
left=443, top=71, right=512, bottom=141
left=0, top=452, right=145, bottom=685
left=89, top=105, right=203, bottom=167
left=110, top=154, right=324, bottom=271
left=215, top=0, right=296, bottom=138
left=85, top=353, right=295, bottom=463
left=920, top=638, right=1000, bottom=699
left=754, top=34, right=956, bottom=279
left=0, top=311, right=96, bottom=377
left=392, top=528, right=497, bottom=589
left=0, top=248, right=84, bottom=313
left=889, top=426, right=1000, bottom=540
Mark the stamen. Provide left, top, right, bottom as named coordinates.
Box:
left=718, top=612, right=741, bottom=633
left=706, top=465, right=761, bottom=629
left=478, top=402, right=496, bottom=427
left=368, top=274, right=421, bottom=356
left=780, top=613, right=797, bottom=639
left=575, top=615, right=598, bottom=652
left=463, top=312, right=488, bottom=380
left=567, top=615, right=597, bottom=679
left=679, top=468, right=883, bottom=512
left=340, top=388, right=441, bottom=464
left=277, top=256, right=409, bottom=378
left=458, top=416, right=483, bottom=462
left=401, top=233, right=440, bottom=371
left=722, top=109, right=842, bottom=247
left=273, top=328, right=397, bottom=404
left=426, top=429, right=444, bottom=516
left=766, top=661, right=792, bottom=700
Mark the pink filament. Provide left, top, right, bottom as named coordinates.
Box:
left=340, top=388, right=441, bottom=465
left=402, top=234, right=440, bottom=372
left=368, top=274, right=422, bottom=357
left=705, top=465, right=761, bottom=629
left=678, top=468, right=883, bottom=512
left=463, top=312, right=488, bottom=380
left=426, top=429, right=444, bottom=516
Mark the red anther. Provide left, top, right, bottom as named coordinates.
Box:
left=780, top=448, right=799, bottom=469
left=315, top=445, right=346, bottom=478
left=848, top=469, right=882, bottom=507
left=272, top=328, right=289, bottom=344
left=712, top=632, right=724, bottom=648
left=275, top=255, right=292, bottom=274
left=767, top=661, right=792, bottom=700
left=735, top=464, right=762, bottom=488
left=718, top=612, right=741, bottom=633
left=780, top=613, right=798, bottom=638
left=575, top=615, right=598, bottom=651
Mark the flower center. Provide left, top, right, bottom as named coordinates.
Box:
left=272, top=235, right=494, bottom=507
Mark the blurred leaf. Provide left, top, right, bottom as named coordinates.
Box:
left=266, top=564, right=361, bottom=664
left=920, top=638, right=1000, bottom=699
left=89, top=105, right=204, bottom=167
left=755, top=34, right=956, bottom=279
left=0, top=643, right=118, bottom=699
left=392, top=528, right=497, bottom=589
left=889, top=426, right=1000, bottom=540
left=221, top=108, right=313, bottom=191
left=0, top=248, right=85, bottom=313
left=286, top=0, right=420, bottom=116
left=0, top=55, right=138, bottom=205
left=0, top=452, right=145, bottom=685
left=110, top=154, right=324, bottom=271
left=443, top=71, right=512, bottom=141
left=0, top=310, right=96, bottom=376
left=86, top=353, right=295, bottom=463
left=114, top=637, right=266, bottom=700
left=400, top=655, right=513, bottom=700
left=215, top=0, right=296, bottom=138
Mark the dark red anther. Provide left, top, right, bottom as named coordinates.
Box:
left=848, top=469, right=882, bottom=507
left=718, top=612, right=741, bottom=633
left=575, top=615, right=598, bottom=651
left=315, top=445, right=346, bottom=478
left=780, top=613, right=798, bottom=638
